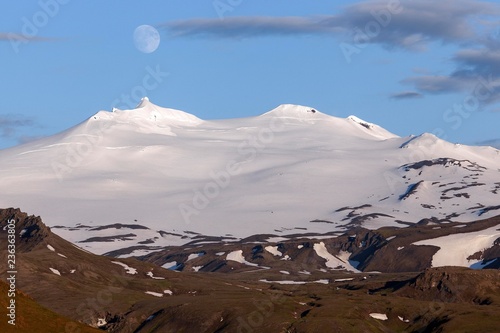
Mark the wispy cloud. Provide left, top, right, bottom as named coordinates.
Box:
left=402, top=48, right=500, bottom=107
left=161, top=16, right=342, bottom=39
left=330, top=0, right=498, bottom=50
left=161, top=0, right=499, bottom=50
left=160, top=0, right=500, bottom=107
left=0, top=115, right=37, bottom=140
left=0, top=32, right=53, bottom=42
left=402, top=75, right=470, bottom=94
left=452, top=48, right=500, bottom=77
left=390, top=91, right=423, bottom=100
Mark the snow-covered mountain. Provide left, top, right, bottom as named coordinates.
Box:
left=1, top=98, right=499, bottom=256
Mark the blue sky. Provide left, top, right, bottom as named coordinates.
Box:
left=1, top=0, right=500, bottom=149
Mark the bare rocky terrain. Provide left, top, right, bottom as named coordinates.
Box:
left=1, top=208, right=499, bottom=332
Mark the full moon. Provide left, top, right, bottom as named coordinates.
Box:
left=133, top=25, right=160, bottom=54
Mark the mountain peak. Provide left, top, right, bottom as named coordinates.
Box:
left=260, top=104, right=323, bottom=119
left=96, top=97, right=203, bottom=127
left=400, top=133, right=444, bottom=149
left=258, top=104, right=398, bottom=140
left=136, top=96, right=151, bottom=108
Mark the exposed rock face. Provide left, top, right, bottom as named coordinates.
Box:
left=142, top=214, right=500, bottom=275
left=307, top=228, right=439, bottom=272
left=395, top=267, right=500, bottom=305
left=483, top=238, right=500, bottom=269
left=400, top=158, right=486, bottom=172
left=1, top=208, right=499, bottom=333
left=2, top=207, right=498, bottom=276
left=0, top=208, right=50, bottom=252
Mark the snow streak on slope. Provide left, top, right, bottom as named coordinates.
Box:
left=313, top=242, right=360, bottom=272
left=0, top=98, right=499, bottom=255
left=226, top=250, right=259, bottom=267
left=413, top=226, right=500, bottom=268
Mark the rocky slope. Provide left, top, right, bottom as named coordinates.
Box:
left=1, top=208, right=499, bottom=332
left=138, top=214, right=500, bottom=274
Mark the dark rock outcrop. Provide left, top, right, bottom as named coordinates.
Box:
left=0, top=208, right=50, bottom=252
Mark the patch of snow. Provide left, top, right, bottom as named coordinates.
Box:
left=145, top=291, right=163, bottom=297
left=146, top=271, right=165, bottom=280
left=161, top=261, right=182, bottom=270
left=70, top=269, right=76, bottom=273
left=398, top=315, right=410, bottom=323
left=242, top=266, right=271, bottom=272
left=237, top=285, right=250, bottom=290
left=397, top=246, right=405, bottom=251
left=259, top=279, right=306, bottom=285
left=280, top=255, right=291, bottom=261
left=117, top=248, right=159, bottom=258
left=386, top=236, right=396, bottom=241
left=336, top=249, right=352, bottom=262
left=265, top=246, right=282, bottom=256
left=280, top=270, right=290, bottom=275
left=187, top=252, right=204, bottom=261
left=49, top=268, right=61, bottom=276
left=47, top=245, right=55, bottom=252
left=298, top=270, right=311, bottom=275
left=19, top=229, right=27, bottom=236
left=97, top=318, right=107, bottom=327
left=111, top=261, right=138, bottom=274
left=334, top=278, right=354, bottom=282
left=215, top=252, right=225, bottom=256
left=163, top=289, right=173, bottom=295
left=259, top=279, right=329, bottom=285
left=413, top=226, right=500, bottom=267
left=308, top=235, right=341, bottom=240
left=313, top=242, right=360, bottom=272
left=369, top=313, right=388, bottom=320
left=192, top=266, right=203, bottom=272
left=297, top=245, right=303, bottom=249
left=265, top=237, right=288, bottom=243
left=226, top=250, right=259, bottom=267
left=57, top=253, right=67, bottom=258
